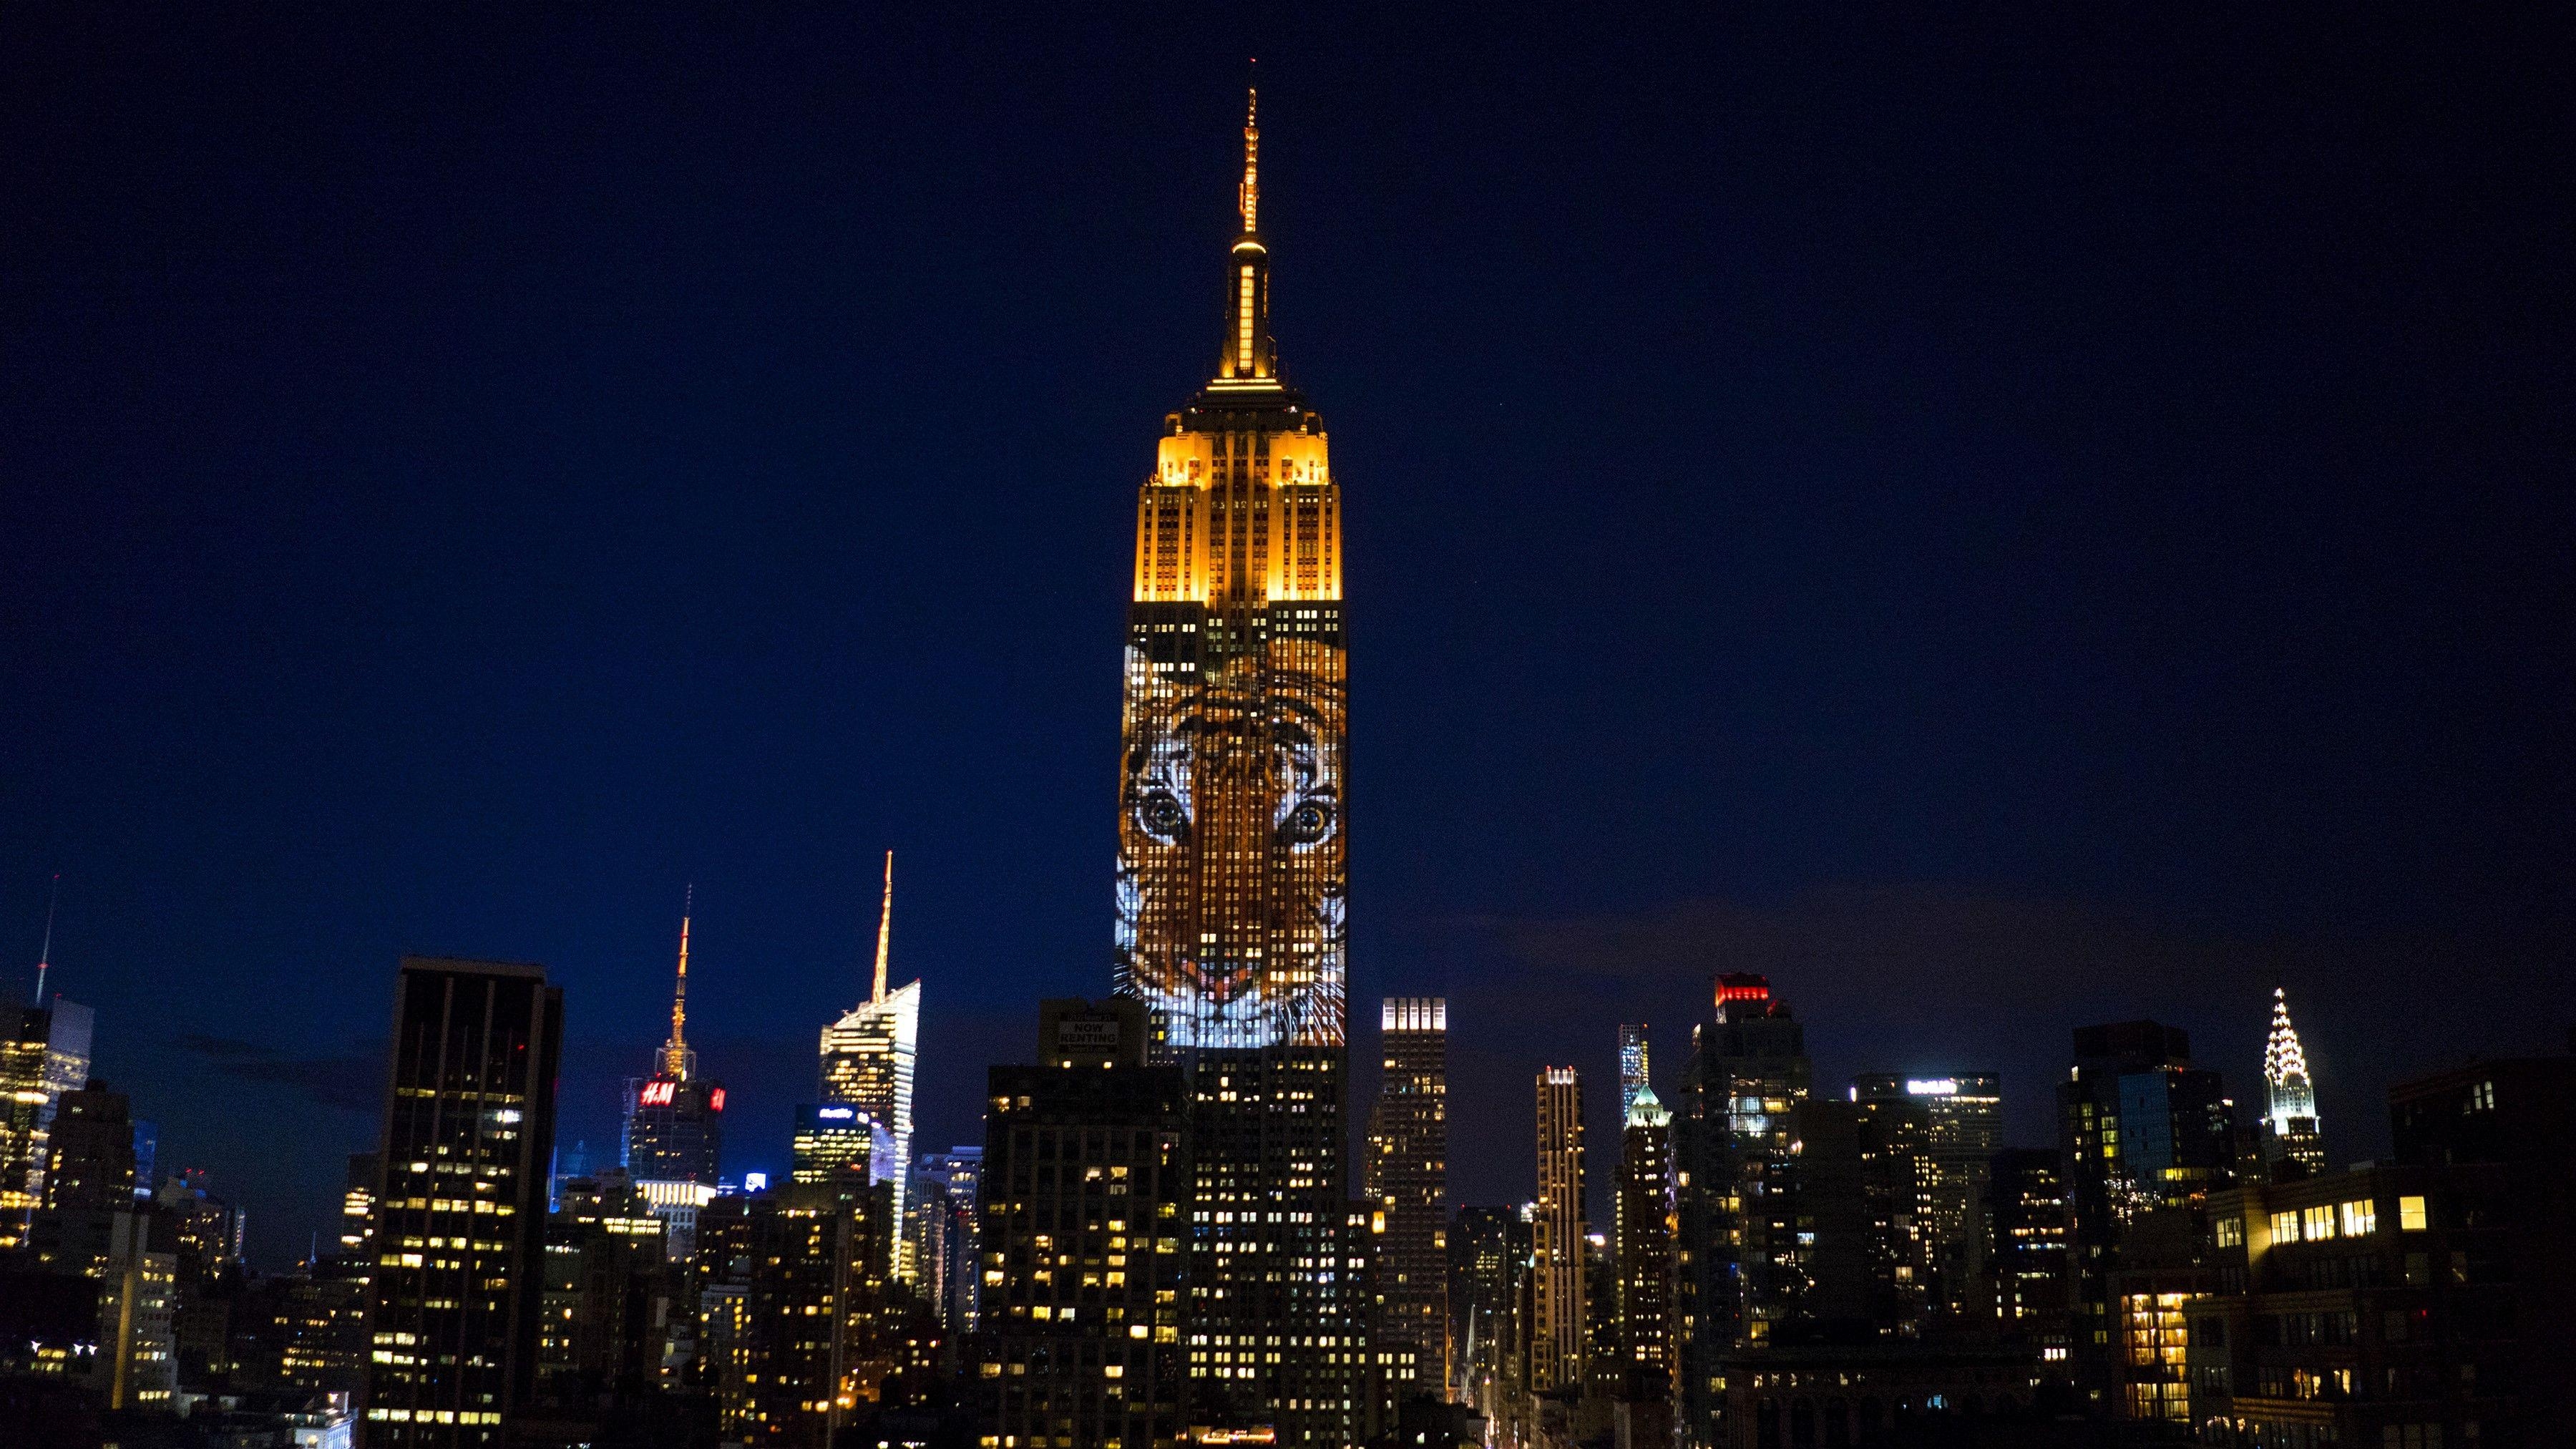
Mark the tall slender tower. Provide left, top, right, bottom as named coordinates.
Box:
left=1365, top=998, right=1450, bottom=1382
left=625, top=903, right=726, bottom=1188
left=1531, top=1067, right=1586, bottom=1392
left=821, top=852, right=920, bottom=1277
left=1113, top=91, right=1358, bottom=1445
left=2261, top=987, right=2326, bottom=1177
left=1614, top=1085, right=1677, bottom=1405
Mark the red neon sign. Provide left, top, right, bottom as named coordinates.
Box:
left=640, top=1080, right=675, bottom=1106
left=708, top=1088, right=726, bottom=1113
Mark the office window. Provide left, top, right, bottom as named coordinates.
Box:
left=2399, top=1195, right=2428, bottom=1231
left=2302, top=1204, right=2338, bottom=1241
left=2341, top=1199, right=2377, bottom=1236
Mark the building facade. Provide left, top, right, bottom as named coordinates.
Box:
left=1365, top=997, right=1448, bottom=1380
left=1107, top=94, right=1360, bottom=1448
left=361, top=956, right=563, bottom=1445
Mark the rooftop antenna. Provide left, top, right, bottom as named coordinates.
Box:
left=33, top=872, right=59, bottom=1001
left=870, top=852, right=893, bottom=1004
left=1238, top=62, right=1260, bottom=236
left=661, top=886, right=696, bottom=1080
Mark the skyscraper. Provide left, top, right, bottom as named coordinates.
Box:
left=1531, top=1067, right=1586, bottom=1393
left=1365, top=997, right=1449, bottom=1380
left=1618, top=1025, right=1649, bottom=1127
left=1613, top=1085, right=1675, bottom=1403
left=2260, top=987, right=2326, bottom=1179
left=1, top=992, right=92, bottom=1249
left=362, top=955, right=563, bottom=1445
left=1675, top=973, right=1810, bottom=1446
left=820, top=852, right=919, bottom=1278
left=1110, top=93, right=1359, bottom=1445
left=623, top=908, right=726, bottom=1186
left=1850, top=1072, right=2002, bottom=1321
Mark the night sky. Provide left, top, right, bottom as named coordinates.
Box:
left=2, top=9, right=2568, bottom=1268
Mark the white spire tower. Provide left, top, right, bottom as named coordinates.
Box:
left=2261, top=986, right=2326, bottom=1176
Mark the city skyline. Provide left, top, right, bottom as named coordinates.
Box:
left=3, top=8, right=2569, bottom=1294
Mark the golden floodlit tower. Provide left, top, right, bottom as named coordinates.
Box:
left=1113, top=91, right=1362, bottom=1445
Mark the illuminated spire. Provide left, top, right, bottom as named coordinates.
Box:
left=1216, top=82, right=1277, bottom=385
left=2263, top=986, right=2309, bottom=1088
left=661, top=889, right=695, bottom=1080
left=1238, top=83, right=1259, bottom=236
left=2262, top=987, right=2322, bottom=1164
left=32, top=872, right=58, bottom=1002
left=871, top=850, right=893, bottom=1005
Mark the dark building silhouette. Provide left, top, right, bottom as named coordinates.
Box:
left=361, top=956, right=563, bottom=1446
left=1852, top=1071, right=2002, bottom=1323
left=43, top=1080, right=137, bottom=1211
left=1984, top=1148, right=2074, bottom=1362
left=2058, top=1020, right=2238, bottom=1399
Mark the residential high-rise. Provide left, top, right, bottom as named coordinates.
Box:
left=2260, top=987, right=2326, bottom=1179
left=1531, top=1067, right=1586, bottom=1393
left=1612, top=1085, right=1675, bottom=1403
left=623, top=909, right=726, bottom=1186
left=1108, top=93, right=1359, bottom=1446
left=1851, top=1072, right=2001, bottom=1322
left=361, top=956, right=563, bottom=1445
left=820, top=852, right=920, bottom=1279
left=979, top=999, right=1190, bottom=1449
left=2057, top=1021, right=2237, bottom=1394
left=1365, top=997, right=1448, bottom=1379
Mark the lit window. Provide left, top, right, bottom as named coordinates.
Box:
left=2340, top=1199, right=2377, bottom=1236
left=2302, top=1204, right=2338, bottom=1241
left=2399, top=1195, right=2429, bottom=1231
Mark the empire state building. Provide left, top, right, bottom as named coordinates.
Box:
left=1113, top=93, right=1367, bottom=1443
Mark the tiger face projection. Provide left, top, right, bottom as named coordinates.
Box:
left=1114, top=635, right=1346, bottom=1050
